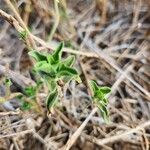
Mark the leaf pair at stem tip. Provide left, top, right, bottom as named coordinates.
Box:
left=89, top=80, right=111, bottom=123
left=28, top=42, right=81, bottom=111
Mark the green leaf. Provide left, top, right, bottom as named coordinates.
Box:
left=89, top=80, right=99, bottom=94
left=90, top=80, right=110, bottom=104
left=57, top=64, right=78, bottom=77
left=94, top=90, right=108, bottom=105
left=57, top=70, right=78, bottom=77
left=34, top=61, right=47, bottom=69
left=24, top=86, right=36, bottom=97
left=62, top=55, right=75, bottom=67
left=60, top=75, right=81, bottom=84
left=34, top=61, right=56, bottom=78
left=95, top=90, right=104, bottom=99
left=57, top=63, right=80, bottom=83
left=98, top=102, right=109, bottom=123
left=28, top=51, right=47, bottom=61
left=22, top=101, right=32, bottom=110
left=47, top=54, right=55, bottom=64
left=102, top=97, right=108, bottom=105
left=45, top=78, right=57, bottom=91
left=99, top=87, right=111, bottom=95
left=74, top=75, right=82, bottom=83
left=90, top=80, right=111, bottom=123
left=46, top=90, right=58, bottom=110
left=34, top=61, right=47, bottom=73
left=5, top=78, right=12, bottom=87
left=52, top=42, right=64, bottom=62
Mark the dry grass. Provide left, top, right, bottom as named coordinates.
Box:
left=0, top=0, right=150, bottom=150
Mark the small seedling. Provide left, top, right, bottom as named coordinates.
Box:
left=17, top=82, right=42, bottom=111
left=0, top=43, right=111, bottom=123
left=21, top=85, right=37, bottom=110
left=89, top=80, right=111, bottom=122
left=28, top=42, right=111, bottom=122
left=29, top=42, right=81, bottom=111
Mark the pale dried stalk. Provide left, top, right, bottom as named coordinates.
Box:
left=62, top=107, right=98, bottom=150
left=48, top=0, right=60, bottom=41
left=0, top=64, right=35, bottom=87
left=1, top=7, right=149, bottom=98
left=0, top=9, right=137, bottom=60
left=86, top=41, right=150, bottom=98
left=0, top=9, right=23, bottom=32
left=86, top=120, right=150, bottom=146
left=4, top=0, right=37, bottom=49
left=0, top=110, right=21, bottom=116
left=0, top=129, right=33, bottom=139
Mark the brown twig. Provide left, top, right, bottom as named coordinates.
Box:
left=0, top=8, right=139, bottom=61
left=89, top=120, right=150, bottom=146
left=0, top=109, right=21, bottom=116
left=62, top=107, right=98, bottom=150
left=0, top=64, right=35, bottom=87
left=4, top=0, right=37, bottom=49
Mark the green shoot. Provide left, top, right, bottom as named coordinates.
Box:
left=89, top=80, right=111, bottom=123
left=28, top=42, right=81, bottom=111
left=28, top=42, right=111, bottom=123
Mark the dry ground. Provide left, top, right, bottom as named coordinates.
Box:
left=0, top=0, right=150, bottom=150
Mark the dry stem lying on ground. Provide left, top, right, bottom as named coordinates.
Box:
left=0, top=0, right=150, bottom=150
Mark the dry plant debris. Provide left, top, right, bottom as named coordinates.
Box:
left=0, top=0, right=150, bottom=150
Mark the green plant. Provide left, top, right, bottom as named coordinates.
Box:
left=29, top=42, right=80, bottom=111
left=89, top=80, right=111, bottom=122
left=0, top=43, right=111, bottom=123
left=21, top=85, right=37, bottom=110
left=17, top=81, right=42, bottom=111
left=28, top=42, right=111, bottom=122
left=0, top=77, right=42, bottom=111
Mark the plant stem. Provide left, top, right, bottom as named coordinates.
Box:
left=48, top=0, right=60, bottom=41
left=62, top=107, right=98, bottom=150
left=4, top=0, right=37, bottom=49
